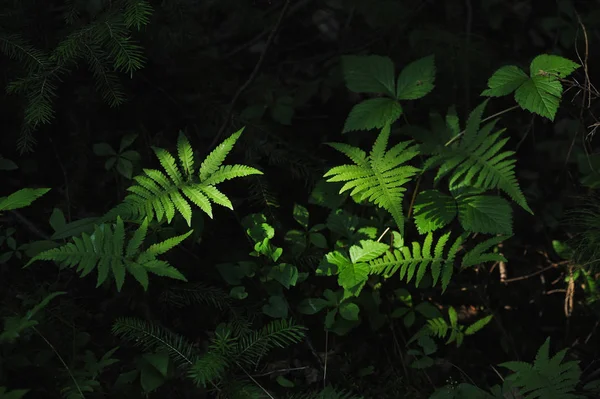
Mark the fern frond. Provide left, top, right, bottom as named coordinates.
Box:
left=26, top=217, right=190, bottom=291
left=100, top=18, right=145, bottom=74
left=235, top=319, right=306, bottom=366
left=324, top=124, right=420, bottom=234
left=500, top=338, right=582, bottom=399
left=84, top=44, right=126, bottom=107
left=112, top=317, right=198, bottom=368
left=369, top=231, right=463, bottom=290
left=461, top=235, right=508, bottom=268
left=111, top=130, right=262, bottom=226
left=425, top=101, right=532, bottom=214
left=122, top=0, right=153, bottom=30
left=7, top=70, right=61, bottom=127
left=0, top=33, right=50, bottom=71
left=159, top=282, right=231, bottom=310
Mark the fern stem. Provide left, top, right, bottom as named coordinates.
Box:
left=237, top=362, right=275, bottom=399
left=33, top=326, right=85, bottom=398
left=444, top=105, right=520, bottom=147
left=207, top=0, right=292, bottom=152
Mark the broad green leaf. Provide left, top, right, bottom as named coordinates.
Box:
left=457, top=195, right=512, bottom=235
left=338, top=262, right=369, bottom=297
left=230, top=286, right=248, bottom=299
left=262, top=295, right=288, bottom=318
left=552, top=240, right=573, bottom=260
left=448, top=306, right=458, bottom=329
left=276, top=375, right=295, bottom=388
left=292, top=203, right=309, bottom=228
left=481, top=65, right=529, bottom=97
left=298, top=298, right=329, bottom=315
left=49, top=208, right=66, bottom=232
left=93, top=142, right=116, bottom=156
left=309, top=232, right=327, bottom=248
left=396, top=55, right=436, bottom=100
left=0, top=157, right=18, bottom=170
left=530, top=54, right=579, bottom=79
left=341, top=55, right=396, bottom=96
left=116, top=158, right=134, bottom=179
left=343, top=98, right=402, bottom=133
left=0, top=188, right=50, bottom=211
left=119, top=133, right=138, bottom=152
left=413, top=190, right=457, bottom=233
left=464, top=315, right=493, bottom=335
left=284, top=229, right=307, bottom=256
left=268, top=263, right=299, bottom=289
left=514, top=75, right=563, bottom=120
left=339, top=302, right=360, bottom=321
left=349, top=240, right=389, bottom=263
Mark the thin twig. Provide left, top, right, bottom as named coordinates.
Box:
left=323, top=328, right=329, bottom=389
left=33, top=326, right=84, bottom=398
left=503, top=264, right=558, bottom=283
left=252, top=366, right=309, bottom=377
left=239, top=363, right=275, bottom=399
left=444, top=105, right=520, bottom=147
left=207, top=0, right=293, bottom=152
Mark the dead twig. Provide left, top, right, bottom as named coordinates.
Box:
left=207, top=0, right=293, bottom=153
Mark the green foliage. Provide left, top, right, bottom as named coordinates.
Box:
left=111, top=130, right=262, bottom=226
left=0, top=387, right=29, bottom=399
left=499, top=337, right=582, bottom=398
left=341, top=54, right=435, bottom=132
left=93, top=133, right=141, bottom=179
left=424, top=100, right=532, bottom=214
left=112, top=317, right=306, bottom=388
left=0, top=188, right=50, bottom=212
left=324, top=124, right=420, bottom=232
left=369, top=232, right=462, bottom=290
left=482, top=54, right=579, bottom=120
left=0, top=292, right=65, bottom=344
left=26, top=217, right=190, bottom=291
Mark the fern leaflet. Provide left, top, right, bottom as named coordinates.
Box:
left=324, top=124, right=420, bottom=234
left=26, top=217, right=191, bottom=291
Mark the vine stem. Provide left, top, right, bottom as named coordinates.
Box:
left=444, top=105, right=521, bottom=147
left=33, top=326, right=84, bottom=398
left=207, top=0, right=292, bottom=153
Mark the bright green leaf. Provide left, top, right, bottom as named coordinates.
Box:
left=481, top=65, right=529, bottom=97
left=396, top=55, right=436, bottom=100
left=341, top=55, right=396, bottom=96
left=343, top=98, right=402, bottom=133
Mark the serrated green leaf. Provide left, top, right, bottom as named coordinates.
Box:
left=298, top=298, right=329, bottom=314
left=413, top=190, right=457, bottom=233
left=268, top=263, right=298, bottom=289
left=396, top=55, right=436, bottom=100
left=349, top=240, right=389, bottom=263
left=338, top=262, right=369, bottom=297
left=0, top=188, right=50, bottom=211
left=464, top=315, right=493, bottom=335
left=262, top=295, right=288, bottom=318
left=292, top=203, right=309, bottom=228
left=343, top=98, right=402, bottom=133
left=457, top=195, right=513, bottom=234
left=530, top=54, right=580, bottom=78
left=341, top=55, right=396, bottom=96
left=481, top=65, right=529, bottom=97
left=339, top=302, right=360, bottom=321
left=514, top=75, right=562, bottom=120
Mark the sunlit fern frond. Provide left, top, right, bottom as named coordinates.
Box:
left=324, top=124, right=420, bottom=234
left=27, top=217, right=191, bottom=291
left=159, top=282, right=231, bottom=310
left=107, top=130, right=262, bottom=226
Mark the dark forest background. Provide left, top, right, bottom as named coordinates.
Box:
left=2, top=0, right=600, bottom=398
